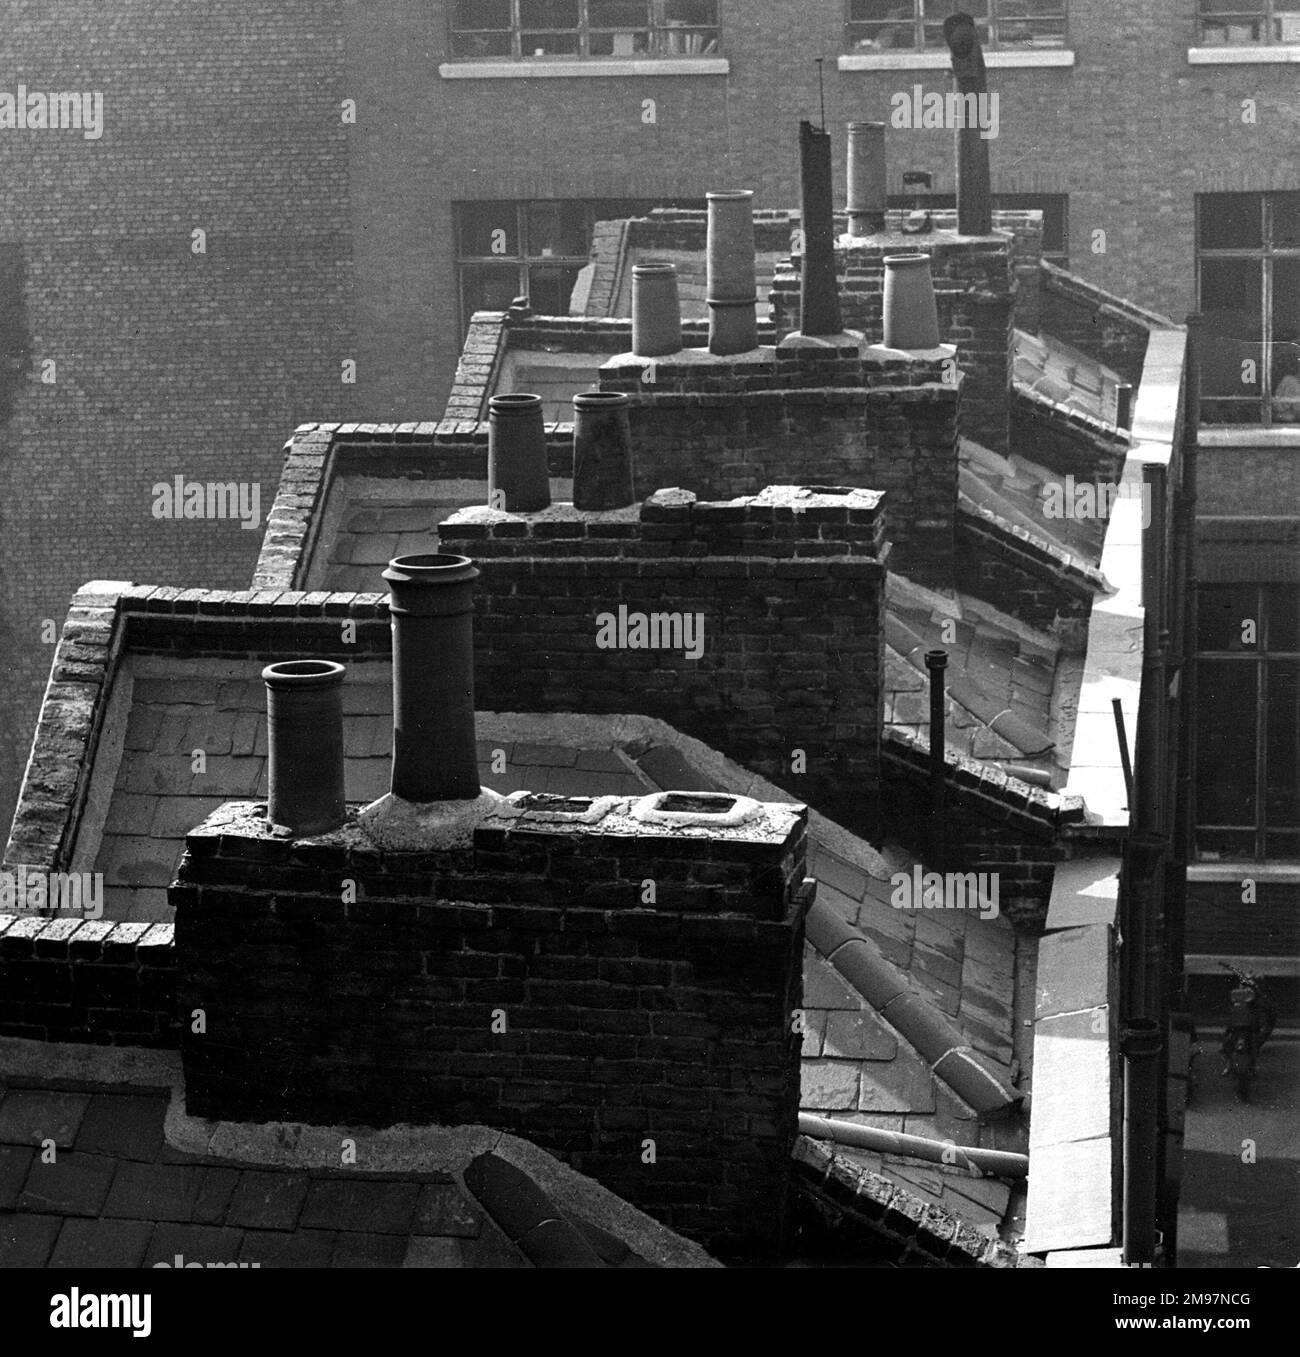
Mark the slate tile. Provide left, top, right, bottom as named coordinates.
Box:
left=824, top=1011, right=898, bottom=1061
left=0, top=1090, right=90, bottom=1148
left=412, top=1183, right=482, bottom=1238
left=403, top=1237, right=466, bottom=1267
left=0, top=1213, right=62, bottom=1267
left=238, top=1228, right=336, bottom=1269
left=226, top=1171, right=311, bottom=1231
left=801, top=950, right=861, bottom=1011
left=103, top=793, right=160, bottom=836
left=18, top=1151, right=118, bottom=1217
left=300, top=1178, right=419, bottom=1234
left=75, top=1093, right=168, bottom=1161
left=49, top=1219, right=155, bottom=1269
left=800, top=1059, right=860, bottom=1110
left=858, top=1060, right=936, bottom=1115
left=331, top=1232, right=407, bottom=1267
left=103, top=1161, right=202, bottom=1222
left=0, top=1144, right=34, bottom=1209
left=143, top=1223, right=245, bottom=1268
left=193, top=1167, right=242, bottom=1224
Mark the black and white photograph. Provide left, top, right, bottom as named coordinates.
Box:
left=0, top=0, right=1297, bottom=1316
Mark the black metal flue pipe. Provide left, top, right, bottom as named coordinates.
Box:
left=1122, top=1018, right=1163, bottom=1267
left=943, top=13, right=992, bottom=236
left=925, top=649, right=948, bottom=868
left=799, top=119, right=843, bottom=337
left=383, top=553, right=482, bottom=804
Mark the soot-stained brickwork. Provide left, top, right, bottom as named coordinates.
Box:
left=172, top=799, right=811, bottom=1258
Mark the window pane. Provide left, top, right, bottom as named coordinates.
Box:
left=590, top=0, right=650, bottom=22
left=848, top=1, right=920, bottom=50
left=1273, top=191, right=1300, bottom=247
left=520, top=0, right=580, bottom=24
left=1200, top=257, right=1263, bottom=399
left=529, top=264, right=585, bottom=315
left=1196, top=827, right=1257, bottom=859
left=452, top=0, right=511, bottom=27
left=1272, top=258, right=1300, bottom=422
left=1199, top=584, right=1261, bottom=652
left=451, top=30, right=513, bottom=55
left=1265, top=657, right=1300, bottom=835
left=526, top=202, right=589, bottom=258
left=1199, top=193, right=1262, bottom=249
left=664, top=0, right=718, bottom=22
left=461, top=263, right=524, bottom=320
left=458, top=203, right=517, bottom=257
left=521, top=30, right=581, bottom=53
left=1196, top=658, right=1259, bottom=826
left=1267, top=583, right=1300, bottom=652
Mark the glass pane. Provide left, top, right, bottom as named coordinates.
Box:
left=1199, top=584, right=1261, bottom=651
left=461, top=263, right=524, bottom=321
left=1272, top=258, right=1300, bottom=421
left=457, top=203, right=517, bottom=257
left=452, top=0, right=511, bottom=27
left=451, top=30, right=513, bottom=55
left=1273, top=191, right=1300, bottom=247
left=1195, top=827, right=1256, bottom=859
left=1196, top=658, right=1259, bottom=826
left=528, top=264, right=584, bottom=315
left=525, top=202, right=589, bottom=258
left=1267, top=583, right=1300, bottom=652
left=590, top=0, right=650, bottom=22
left=997, top=1, right=1064, bottom=46
left=848, top=1, right=920, bottom=49
left=1265, top=657, right=1300, bottom=834
left=521, top=30, right=581, bottom=53
left=1265, top=830, right=1300, bottom=857
left=1200, top=258, right=1263, bottom=399
left=590, top=29, right=650, bottom=53
left=1199, top=193, right=1262, bottom=249
left=1198, top=10, right=1267, bottom=44
left=520, top=0, right=580, bottom=24
left=664, top=0, right=718, bottom=22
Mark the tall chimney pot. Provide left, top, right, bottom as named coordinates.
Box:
left=706, top=189, right=759, bottom=356
left=572, top=390, right=636, bottom=511
left=488, top=393, right=551, bottom=513
left=632, top=260, right=683, bottom=357
left=262, top=659, right=347, bottom=837
left=943, top=13, right=992, bottom=236
left=846, top=121, right=887, bottom=236
left=798, top=121, right=844, bottom=337
left=882, top=253, right=941, bottom=351
left=383, top=553, right=482, bottom=804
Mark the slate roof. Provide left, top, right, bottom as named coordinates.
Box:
left=0, top=1074, right=682, bottom=1268
left=1012, top=329, right=1125, bottom=428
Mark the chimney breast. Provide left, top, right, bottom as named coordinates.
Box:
left=706, top=190, right=759, bottom=355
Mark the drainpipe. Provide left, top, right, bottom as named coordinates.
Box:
left=943, top=13, right=992, bottom=236
left=1122, top=1018, right=1162, bottom=1266
left=798, top=120, right=843, bottom=337
left=262, top=660, right=347, bottom=836
left=846, top=121, right=886, bottom=236
left=631, top=260, right=682, bottom=358
left=383, top=553, right=482, bottom=804
left=488, top=393, right=551, bottom=513
left=706, top=189, right=759, bottom=356
left=924, top=649, right=948, bottom=869
left=799, top=1112, right=1028, bottom=1178
left=882, top=253, right=941, bottom=351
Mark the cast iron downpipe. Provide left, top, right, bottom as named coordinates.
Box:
left=262, top=659, right=347, bottom=836
left=798, top=119, right=843, bottom=337
left=383, top=553, right=482, bottom=803
left=846, top=121, right=887, bottom=236
left=925, top=649, right=948, bottom=869
left=799, top=1112, right=1029, bottom=1179
left=1122, top=1018, right=1163, bottom=1267
left=943, top=13, right=992, bottom=236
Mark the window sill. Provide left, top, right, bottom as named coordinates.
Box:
left=1187, top=862, right=1300, bottom=882
left=439, top=57, right=729, bottom=79
left=1199, top=426, right=1300, bottom=447
left=1188, top=44, right=1300, bottom=63
left=838, top=49, right=1074, bottom=71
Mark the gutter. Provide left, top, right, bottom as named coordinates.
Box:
left=799, top=1112, right=1029, bottom=1179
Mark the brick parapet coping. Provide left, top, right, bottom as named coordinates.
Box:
left=1039, top=260, right=1180, bottom=333
left=956, top=492, right=1110, bottom=597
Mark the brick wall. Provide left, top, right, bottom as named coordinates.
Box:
left=440, top=489, right=888, bottom=838
left=1038, top=265, right=1163, bottom=387
left=770, top=232, right=1013, bottom=454
left=0, top=2, right=353, bottom=842
left=173, top=798, right=811, bottom=1257
left=596, top=346, right=960, bottom=581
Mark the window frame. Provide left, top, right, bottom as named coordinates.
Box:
left=843, top=1, right=1069, bottom=54
left=1194, top=582, right=1300, bottom=862
left=1196, top=191, right=1300, bottom=426
left=1197, top=1, right=1300, bottom=46
left=449, top=0, right=722, bottom=61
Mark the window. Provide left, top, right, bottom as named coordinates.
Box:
left=1195, top=584, right=1300, bottom=861
left=845, top=0, right=1066, bottom=52
left=455, top=199, right=701, bottom=332
left=1198, top=1, right=1300, bottom=45
left=886, top=191, right=1069, bottom=264
left=1197, top=192, right=1300, bottom=425
left=449, top=0, right=720, bottom=59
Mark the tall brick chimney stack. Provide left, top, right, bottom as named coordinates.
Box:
left=359, top=552, right=503, bottom=847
